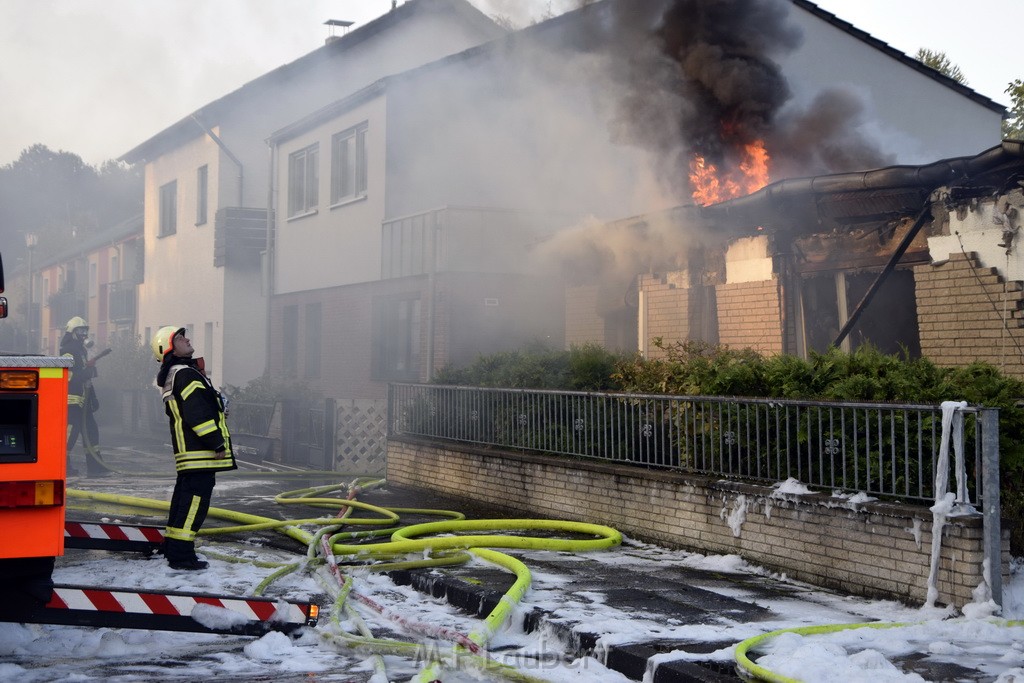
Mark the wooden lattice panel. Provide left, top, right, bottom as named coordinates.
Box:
left=335, top=399, right=387, bottom=475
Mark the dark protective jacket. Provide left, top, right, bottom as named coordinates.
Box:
left=60, top=333, right=97, bottom=406
left=158, top=358, right=236, bottom=474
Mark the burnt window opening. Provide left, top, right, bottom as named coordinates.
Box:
left=799, top=269, right=921, bottom=357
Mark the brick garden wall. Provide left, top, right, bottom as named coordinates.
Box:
left=915, top=251, right=1024, bottom=380
left=387, top=436, right=1009, bottom=609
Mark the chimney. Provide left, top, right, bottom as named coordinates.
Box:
left=324, top=19, right=354, bottom=45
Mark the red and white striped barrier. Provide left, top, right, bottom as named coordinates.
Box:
left=21, top=584, right=319, bottom=635
left=64, top=520, right=164, bottom=553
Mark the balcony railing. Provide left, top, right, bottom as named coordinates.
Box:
left=107, top=280, right=137, bottom=322
left=48, top=291, right=85, bottom=327
left=380, top=206, right=564, bottom=279
left=215, top=207, right=272, bottom=267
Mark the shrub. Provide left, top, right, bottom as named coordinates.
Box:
left=443, top=341, right=1024, bottom=553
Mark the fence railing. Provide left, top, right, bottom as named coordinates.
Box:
left=387, top=383, right=999, bottom=506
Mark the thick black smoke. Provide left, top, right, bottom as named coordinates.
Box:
left=589, top=0, right=893, bottom=186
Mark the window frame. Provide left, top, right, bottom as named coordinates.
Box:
left=158, top=180, right=177, bottom=237
left=371, top=294, right=421, bottom=382
left=196, top=164, right=208, bottom=226
left=303, top=302, right=322, bottom=379
left=287, top=144, right=319, bottom=219
left=330, top=122, right=368, bottom=207
left=282, top=305, right=298, bottom=376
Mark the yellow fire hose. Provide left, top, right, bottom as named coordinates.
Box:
left=734, top=618, right=1024, bottom=682
left=67, top=484, right=621, bottom=682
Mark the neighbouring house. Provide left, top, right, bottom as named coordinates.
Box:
left=117, top=0, right=503, bottom=390
left=31, top=214, right=144, bottom=355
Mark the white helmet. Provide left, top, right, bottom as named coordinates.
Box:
left=65, top=316, right=88, bottom=334
left=151, top=325, right=185, bottom=361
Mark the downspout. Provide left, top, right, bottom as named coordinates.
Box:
left=192, top=115, right=244, bottom=207
left=426, top=211, right=438, bottom=381
left=832, top=204, right=933, bottom=348
left=264, top=140, right=276, bottom=377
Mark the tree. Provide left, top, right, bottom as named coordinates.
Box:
left=914, top=48, right=968, bottom=85
left=0, top=144, right=142, bottom=263
left=1004, top=79, right=1024, bottom=140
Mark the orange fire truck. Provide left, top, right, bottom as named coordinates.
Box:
left=0, top=252, right=317, bottom=634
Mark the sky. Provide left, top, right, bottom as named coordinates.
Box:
left=0, top=0, right=1018, bottom=170
left=2, top=468, right=1024, bottom=681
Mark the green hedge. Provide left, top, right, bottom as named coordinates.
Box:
left=437, top=340, right=1024, bottom=554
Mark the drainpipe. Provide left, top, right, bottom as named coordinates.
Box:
left=191, top=115, right=244, bottom=207
left=264, top=141, right=276, bottom=377
left=425, top=211, right=438, bottom=381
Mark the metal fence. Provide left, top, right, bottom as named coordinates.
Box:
left=388, top=383, right=1000, bottom=507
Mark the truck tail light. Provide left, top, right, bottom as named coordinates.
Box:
left=0, top=370, right=38, bottom=390
left=0, top=480, right=64, bottom=507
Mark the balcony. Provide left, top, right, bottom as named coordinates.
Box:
left=108, top=280, right=137, bottom=322
left=380, top=207, right=564, bottom=279
left=48, top=291, right=85, bottom=326
left=215, top=207, right=272, bottom=268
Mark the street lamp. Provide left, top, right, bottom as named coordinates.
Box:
left=25, top=232, right=36, bottom=352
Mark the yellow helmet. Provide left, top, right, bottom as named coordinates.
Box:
left=65, top=316, right=88, bottom=333
left=151, top=325, right=184, bottom=361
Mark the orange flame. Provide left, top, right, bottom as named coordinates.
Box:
left=689, top=140, right=770, bottom=206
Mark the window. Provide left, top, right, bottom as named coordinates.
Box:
left=110, top=253, right=120, bottom=282
left=159, top=180, right=177, bottom=236
left=798, top=269, right=921, bottom=357
left=88, top=262, right=97, bottom=298
left=204, top=322, right=214, bottom=375
left=372, top=295, right=420, bottom=381
left=330, top=123, right=367, bottom=205
left=287, top=144, right=319, bottom=217
left=282, top=305, right=298, bottom=375
left=196, top=165, right=208, bottom=226
left=304, top=303, right=321, bottom=379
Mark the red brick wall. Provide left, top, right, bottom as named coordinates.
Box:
left=915, top=252, right=1024, bottom=379
left=716, top=279, right=783, bottom=355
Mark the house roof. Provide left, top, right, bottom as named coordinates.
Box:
left=794, top=0, right=1005, bottom=116
left=701, top=140, right=1024, bottom=233
left=118, top=0, right=499, bottom=165
left=35, top=214, right=144, bottom=271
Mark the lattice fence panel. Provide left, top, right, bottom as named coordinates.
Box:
left=335, top=399, right=387, bottom=475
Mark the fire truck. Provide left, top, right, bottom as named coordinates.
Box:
left=0, top=251, right=318, bottom=635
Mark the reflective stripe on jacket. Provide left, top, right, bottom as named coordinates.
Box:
left=161, top=364, right=236, bottom=474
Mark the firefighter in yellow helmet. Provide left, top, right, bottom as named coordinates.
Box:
left=152, top=325, right=236, bottom=571
left=60, top=316, right=108, bottom=477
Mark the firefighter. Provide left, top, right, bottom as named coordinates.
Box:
left=61, top=316, right=107, bottom=477
left=152, top=325, right=236, bottom=571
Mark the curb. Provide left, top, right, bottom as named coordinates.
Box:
left=386, top=568, right=741, bottom=682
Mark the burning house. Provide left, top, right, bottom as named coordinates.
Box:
left=629, top=141, right=1024, bottom=377
left=266, top=0, right=1004, bottom=406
